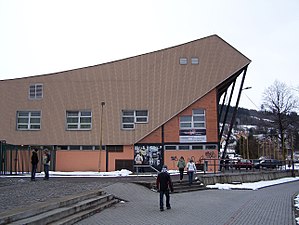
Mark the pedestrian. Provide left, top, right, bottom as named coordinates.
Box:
left=225, top=155, right=230, bottom=170
left=177, top=156, right=186, bottom=182
left=31, top=148, right=39, bottom=181
left=156, top=165, right=174, bottom=211
left=43, top=149, right=51, bottom=180
left=186, top=159, right=197, bottom=185
left=134, top=152, right=144, bottom=173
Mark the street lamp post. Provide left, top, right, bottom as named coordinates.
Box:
left=98, top=102, right=105, bottom=172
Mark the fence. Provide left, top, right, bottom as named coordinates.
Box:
left=0, top=141, right=54, bottom=175
left=0, top=140, right=296, bottom=175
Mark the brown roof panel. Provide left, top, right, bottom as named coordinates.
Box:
left=0, top=35, right=251, bottom=146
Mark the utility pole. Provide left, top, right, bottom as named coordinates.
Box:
left=98, top=101, right=105, bottom=172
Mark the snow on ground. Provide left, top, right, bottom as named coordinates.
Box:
left=1, top=169, right=299, bottom=191
left=206, top=177, right=299, bottom=190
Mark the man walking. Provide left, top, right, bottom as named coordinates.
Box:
left=31, top=148, right=39, bottom=181
left=156, top=165, right=174, bottom=211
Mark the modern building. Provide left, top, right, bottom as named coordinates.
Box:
left=0, top=35, right=251, bottom=173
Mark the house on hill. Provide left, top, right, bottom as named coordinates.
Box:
left=0, top=35, right=251, bottom=173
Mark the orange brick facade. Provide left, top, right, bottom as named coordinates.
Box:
left=23, top=89, right=219, bottom=173
left=138, top=89, right=219, bottom=172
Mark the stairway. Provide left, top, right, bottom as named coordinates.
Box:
left=0, top=190, right=119, bottom=225
left=134, top=177, right=207, bottom=193
left=172, top=179, right=206, bottom=193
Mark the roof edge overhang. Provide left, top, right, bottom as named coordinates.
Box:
left=1, top=34, right=245, bottom=82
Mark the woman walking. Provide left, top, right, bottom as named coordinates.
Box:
left=177, top=156, right=186, bottom=182
left=186, top=159, right=197, bottom=185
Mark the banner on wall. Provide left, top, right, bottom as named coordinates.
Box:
left=179, top=129, right=206, bottom=143
left=134, top=145, right=162, bottom=167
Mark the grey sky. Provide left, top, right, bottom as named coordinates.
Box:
left=0, top=0, right=298, bottom=109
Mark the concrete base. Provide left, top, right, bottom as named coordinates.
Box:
left=200, top=170, right=298, bottom=186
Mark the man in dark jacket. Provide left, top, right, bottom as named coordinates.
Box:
left=31, top=149, right=39, bottom=181
left=156, top=165, right=174, bottom=211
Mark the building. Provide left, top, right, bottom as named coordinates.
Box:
left=0, top=35, right=251, bottom=173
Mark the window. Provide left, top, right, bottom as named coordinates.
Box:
left=206, top=144, right=217, bottom=150
left=191, top=57, right=199, bottom=65
left=66, top=111, right=92, bottom=130
left=179, top=57, right=188, bottom=65
left=192, top=109, right=206, bottom=128
left=106, top=145, right=124, bottom=152
left=122, top=110, right=148, bottom=130
left=180, top=109, right=206, bottom=129
left=178, top=145, right=190, bottom=150
left=192, top=145, right=204, bottom=150
left=135, top=110, right=148, bottom=123
left=17, top=111, right=41, bottom=130
left=180, top=116, right=192, bottom=128
left=29, top=84, right=43, bottom=99
left=122, top=110, right=135, bottom=129
left=165, top=145, right=177, bottom=150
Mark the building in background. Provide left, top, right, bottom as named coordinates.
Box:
left=0, top=35, right=251, bottom=173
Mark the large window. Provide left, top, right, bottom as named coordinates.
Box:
left=66, top=111, right=92, bottom=130
left=180, top=109, right=206, bottom=129
left=122, top=110, right=148, bottom=130
left=17, top=111, right=41, bottom=130
left=179, top=109, right=206, bottom=143
left=29, top=84, right=43, bottom=100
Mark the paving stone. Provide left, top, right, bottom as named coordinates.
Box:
left=75, top=181, right=299, bottom=225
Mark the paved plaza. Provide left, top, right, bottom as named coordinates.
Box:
left=76, top=180, right=299, bottom=225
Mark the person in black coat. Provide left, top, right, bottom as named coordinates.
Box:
left=156, top=165, right=174, bottom=211
left=31, top=149, right=39, bottom=181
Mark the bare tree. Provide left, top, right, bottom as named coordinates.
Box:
left=262, top=80, right=298, bottom=159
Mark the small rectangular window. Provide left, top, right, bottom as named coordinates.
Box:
left=165, top=145, right=177, bottom=150
left=106, top=145, right=124, bottom=152
left=178, top=145, right=190, bottom=150
left=192, top=145, right=204, bottom=150
left=206, top=145, right=218, bottom=150
left=179, top=57, right=188, bottom=65
left=135, top=110, right=148, bottom=123
left=122, top=110, right=135, bottom=130
left=191, top=57, right=199, bottom=65
left=29, top=84, right=43, bottom=100
left=82, top=146, right=94, bottom=150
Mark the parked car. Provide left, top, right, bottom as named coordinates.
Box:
left=234, top=159, right=253, bottom=170
left=254, top=159, right=283, bottom=169
left=252, top=159, right=261, bottom=168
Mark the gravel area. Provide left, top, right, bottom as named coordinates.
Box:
left=0, top=176, right=156, bottom=214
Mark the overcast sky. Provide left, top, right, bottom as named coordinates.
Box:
left=0, top=0, right=298, bottom=109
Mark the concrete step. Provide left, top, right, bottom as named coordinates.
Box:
left=48, top=199, right=119, bottom=225
left=136, top=179, right=207, bottom=193
left=172, top=180, right=206, bottom=193
left=0, top=190, right=118, bottom=225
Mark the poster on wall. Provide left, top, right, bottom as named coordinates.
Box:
left=179, top=129, right=206, bottom=143
left=134, top=145, right=162, bottom=168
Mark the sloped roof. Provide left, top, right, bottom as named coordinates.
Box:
left=0, top=35, right=251, bottom=146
